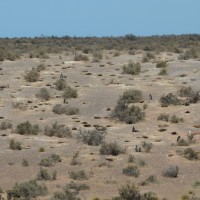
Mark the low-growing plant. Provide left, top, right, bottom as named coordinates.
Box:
left=177, top=138, right=189, bottom=146
left=122, top=165, right=140, bottom=177
left=52, top=104, right=79, bottom=115
left=183, top=148, right=198, bottom=160
left=39, top=154, right=61, bottom=167
left=157, top=113, right=169, bottom=122
left=177, top=86, right=194, bottom=97
left=158, top=68, right=167, bottom=75
left=16, top=121, right=40, bottom=135
left=141, top=141, right=153, bottom=152
left=54, top=79, right=66, bottom=91
left=44, top=122, right=72, bottom=138
left=9, top=139, right=22, bottom=150
left=51, top=189, right=80, bottom=200
left=37, top=168, right=51, bottom=180
left=120, top=89, right=143, bottom=104
left=39, top=147, right=45, bottom=152
left=65, top=181, right=89, bottom=192
left=170, top=115, right=184, bottom=123
left=78, top=128, right=106, bottom=146
left=146, top=175, right=157, bottom=183
left=156, top=61, right=168, bottom=68
left=24, top=68, right=40, bottom=82
left=69, top=170, right=88, bottom=180
left=74, top=54, right=89, bottom=61
left=0, top=120, right=12, bottom=130
left=160, top=93, right=181, bottom=106
left=22, top=159, right=29, bottom=167
left=63, top=86, right=77, bottom=99
left=123, top=62, right=141, bottom=75
left=10, top=180, right=48, bottom=199
left=100, top=142, right=126, bottom=156
left=179, top=48, right=200, bottom=60
left=163, top=165, right=179, bottom=178
left=36, top=64, right=46, bottom=72
left=92, top=52, right=103, bottom=62
left=36, top=88, right=50, bottom=101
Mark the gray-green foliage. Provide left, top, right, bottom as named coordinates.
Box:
left=9, top=139, right=22, bottom=150
left=36, top=88, right=50, bottom=101
left=160, top=93, right=181, bottom=106
left=52, top=104, right=79, bottom=115
left=63, top=86, right=77, bottom=99
left=122, top=166, right=140, bottom=177
left=44, top=122, right=72, bottom=138
left=16, top=121, right=40, bottom=135
left=123, top=62, right=141, bottom=75
left=24, top=68, right=40, bottom=82
left=100, top=142, right=126, bottom=156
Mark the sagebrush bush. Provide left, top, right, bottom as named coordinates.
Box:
left=0, top=120, right=12, bottom=130
left=122, top=165, right=140, bottom=177
left=9, top=139, right=22, bottom=150
left=160, top=93, right=181, bottom=106
left=16, top=121, right=40, bottom=135
left=170, top=115, right=184, bottom=123
left=177, top=86, right=194, bottom=97
left=156, top=61, right=168, bottom=68
left=100, top=142, right=126, bottom=156
left=52, top=104, right=79, bottom=115
left=51, top=189, right=80, bottom=200
left=44, top=122, right=71, bottom=138
left=37, top=168, right=51, bottom=180
left=39, top=154, right=61, bottom=167
left=24, top=68, right=40, bottom=82
left=69, top=170, right=88, bottom=180
left=120, top=89, right=143, bottom=104
left=163, top=165, right=179, bottom=178
left=141, top=141, right=153, bottom=152
left=63, top=86, right=77, bottom=99
left=111, top=99, right=145, bottom=124
left=70, top=151, right=81, bottom=166
left=158, top=68, right=167, bottom=75
left=36, top=88, right=50, bottom=101
left=74, top=54, right=89, bottom=61
left=157, top=113, right=169, bottom=122
left=65, top=181, right=89, bottom=192
left=10, top=180, right=48, bottom=199
left=54, top=79, right=66, bottom=91
left=183, top=148, right=198, bottom=160
left=123, top=62, right=141, bottom=75
left=78, top=128, right=106, bottom=146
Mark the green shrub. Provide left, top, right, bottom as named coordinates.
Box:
left=177, top=86, right=194, bottom=97
left=156, top=61, right=168, bottom=68
left=160, top=93, right=181, bottom=106
left=177, top=138, right=189, bottom=146
left=65, top=181, right=89, bottom=192
left=54, top=79, right=67, bottom=91
left=141, top=141, right=153, bottom=152
left=183, top=148, right=198, bottom=160
left=122, top=165, right=140, bottom=177
left=36, top=64, right=46, bottom=72
left=157, top=113, right=169, bottom=122
left=36, top=88, right=50, bottom=101
left=123, top=62, right=141, bottom=75
left=24, top=68, right=40, bottom=82
left=74, top=54, right=89, bottom=61
left=22, top=159, right=29, bottom=167
left=39, top=147, right=45, bottom=152
left=63, top=86, right=77, bottom=99
left=37, top=168, right=51, bottom=180
left=39, top=154, right=61, bottom=167
left=9, top=139, right=22, bottom=150
left=52, top=104, right=79, bottom=115
left=100, top=142, right=126, bottom=156
left=158, top=68, right=167, bottom=75
left=120, top=90, right=143, bottom=104
left=69, top=170, right=88, bottom=180
left=163, top=165, right=179, bottom=178
left=111, top=100, right=145, bottom=124
left=10, top=180, right=48, bottom=199
left=170, top=115, right=184, bottom=123
left=0, top=120, right=12, bottom=130
left=44, top=122, right=72, bottom=138
left=16, top=121, right=40, bottom=135
left=78, top=129, right=106, bottom=146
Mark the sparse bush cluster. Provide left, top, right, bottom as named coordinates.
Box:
left=0, top=120, right=12, bottom=130
left=36, top=87, right=50, bottom=101
left=24, top=68, right=40, bottom=82
left=156, top=61, right=168, bottom=68
left=157, top=113, right=183, bottom=123
left=160, top=93, right=181, bottom=106
left=52, top=104, right=79, bottom=115
left=123, top=62, right=141, bottom=75
left=69, top=170, right=88, bottom=180
left=120, top=89, right=143, bottom=104
left=100, top=142, right=126, bottom=156
left=63, top=86, right=78, bottom=99
left=44, top=122, right=72, bottom=138
left=9, top=139, right=22, bottom=150
left=179, top=48, right=200, bottom=60
left=122, top=165, right=140, bottom=177
left=78, top=127, right=106, bottom=146
left=37, top=168, right=57, bottom=180
left=74, top=54, right=89, bottom=61
left=54, top=79, right=67, bottom=91
left=39, top=154, right=62, bottom=167
left=0, top=48, right=19, bottom=61
left=16, top=121, right=40, bottom=135
left=9, top=180, right=48, bottom=199
left=183, top=148, right=198, bottom=160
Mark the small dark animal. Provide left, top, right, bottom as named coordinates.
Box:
left=149, top=93, right=153, bottom=100
left=177, top=136, right=181, bottom=142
